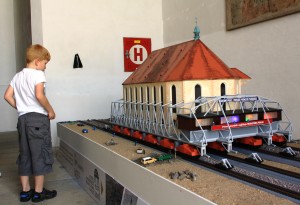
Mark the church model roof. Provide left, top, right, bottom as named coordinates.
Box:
left=123, top=35, right=250, bottom=85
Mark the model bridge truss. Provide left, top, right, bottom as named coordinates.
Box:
left=110, top=95, right=293, bottom=155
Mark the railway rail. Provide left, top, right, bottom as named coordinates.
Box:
left=242, top=144, right=300, bottom=162
left=209, top=150, right=300, bottom=179
left=288, top=146, right=300, bottom=152
left=286, top=141, right=300, bottom=152
left=193, top=157, right=300, bottom=201
left=77, top=119, right=300, bottom=201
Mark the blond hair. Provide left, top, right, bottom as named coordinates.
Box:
left=26, top=44, right=51, bottom=64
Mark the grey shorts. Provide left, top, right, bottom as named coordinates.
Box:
left=17, top=112, right=54, bottom=176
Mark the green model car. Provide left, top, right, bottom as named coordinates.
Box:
left=157, top=153, right=172, bottom=161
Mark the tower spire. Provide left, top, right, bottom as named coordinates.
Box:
left=193, top=17, right=200, bottom=41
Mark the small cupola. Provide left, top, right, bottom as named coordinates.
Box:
left=193, top=18, right=200, bottom=41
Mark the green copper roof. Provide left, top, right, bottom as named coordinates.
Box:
left=193, top=18, right=200, bottom=40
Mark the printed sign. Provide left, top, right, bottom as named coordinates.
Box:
left=219, top=96, right=258, bottom=103
left=211, top=119, right=271, bottom=131
left=123, top=37, right=151, bottom=72
left=57, top=141, right=148, bottom=205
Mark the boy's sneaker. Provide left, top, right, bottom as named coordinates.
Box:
left=20, top=189, right=34, bottom=202
left=32, top=188, right=57, bottom=203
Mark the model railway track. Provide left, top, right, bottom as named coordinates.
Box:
left=291, top=147, right=300, bottom=152
left=78, top=119, right=300, bottom=201
left=289, top=147, right=300, bottom=152
left=247, top=145, right=300, bottom=162
left=285, top=143, right=300, bottom=152
left=191, top=157, right=300, bottom=201
left=209, top=151, right=300, bottom=179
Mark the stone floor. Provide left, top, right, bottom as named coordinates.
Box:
left=0, top=131, right=97, bottom=205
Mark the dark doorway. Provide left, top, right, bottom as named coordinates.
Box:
left=195, top=85, right=201, bottom=115
left=172, top=85, right=176, bottom=113
left=221, top=83, right=226, bottom=111
left=14, top=0, right=32, bottom=71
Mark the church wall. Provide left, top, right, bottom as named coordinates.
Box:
left=182, top=79, right=238, bottom=101
left=123, top=78, right=244, bottom=113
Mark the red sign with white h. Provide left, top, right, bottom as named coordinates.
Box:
left=123, top=37, right=151, bottom=72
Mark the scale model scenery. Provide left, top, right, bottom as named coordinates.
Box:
left=105, top=23, right=293, bottom=158
left=57, top=23, right=300, bottom=204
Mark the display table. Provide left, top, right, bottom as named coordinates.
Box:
left=57, top=122, right=215, bottom=205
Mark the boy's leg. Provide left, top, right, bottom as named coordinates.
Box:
left=17, top=115, right=34, bottom=202
left=26, top=113, right=57, bottom=202
left=27, top=113, right=54, bottom=176
left=34, top=175, right=44, bottom=192
left=20, top=176, right=34, bottom=202
left=20, top=175, right=31, bottom=191
left=32, top=175, right=57, bottom=202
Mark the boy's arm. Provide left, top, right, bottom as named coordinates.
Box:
left=35, top=82, right=56, bottom=120
left=4, top=85, right=17, bottom=109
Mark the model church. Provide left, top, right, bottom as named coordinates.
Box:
left=122, top=24, right=251, bottom=108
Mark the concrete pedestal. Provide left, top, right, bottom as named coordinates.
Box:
left=57, top=122, right=215, bottom=205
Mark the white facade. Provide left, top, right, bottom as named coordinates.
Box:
left=123, top=79, right=243, bottom=106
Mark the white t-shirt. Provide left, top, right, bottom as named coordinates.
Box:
left=10, top=68, right=48, bottom=116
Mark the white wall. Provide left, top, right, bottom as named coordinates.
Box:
left=29, top=0, right=163, bottom=145
left=0, top=0, right=18, bottom=131
left=2, top=0, right=299, bottom=143
left=162, top=0, right=300, bottom=140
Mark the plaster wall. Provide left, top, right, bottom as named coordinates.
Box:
left=162, top=0, right=300, bottom=139
left=124, top=82, right=184, bottom=105
left=2, top=0, right=298, bottom=143
left=165, top=81, right=183, bottom=106
left=0, top=0, right=18, bottom=131
left=182, top=79, right=239, bottom=103
left=22, top=0, right=163, bottom=145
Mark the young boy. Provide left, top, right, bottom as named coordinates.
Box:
left=4, top=44, right=57, bottom=203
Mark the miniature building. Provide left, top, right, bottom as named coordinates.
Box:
left=111, top=24, right=292, bottom=156
left=122, top=24, right=251, bottom=109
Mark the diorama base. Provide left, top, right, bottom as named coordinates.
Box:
left=57, top=122, right=215, bottom=205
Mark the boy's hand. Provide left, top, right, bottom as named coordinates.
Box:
left=36, top=83, right=56, bottom=120
left=48, top=111, right=56, bottom=120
